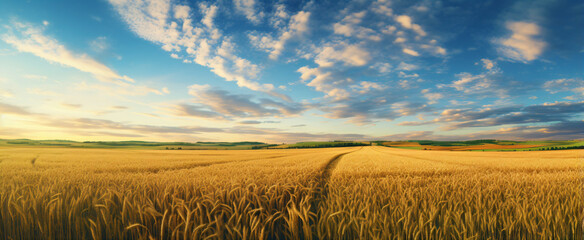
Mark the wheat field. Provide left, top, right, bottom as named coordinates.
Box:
left=0, top=146, right=582, bottom=239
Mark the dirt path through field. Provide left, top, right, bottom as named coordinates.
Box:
left=310, top=147, right=363, bottom=226
left=318, top=147, right=363, bottom=196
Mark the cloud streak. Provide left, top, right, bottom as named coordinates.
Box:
left=438, top=101, right=584, bottom=130
left=2, top=21, right=134, bottom=85
left=171, top=84, right=305, bottom=120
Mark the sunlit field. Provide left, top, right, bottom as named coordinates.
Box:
left=1, top=146, right=582, bottom=239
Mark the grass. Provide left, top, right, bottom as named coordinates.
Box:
left=0, top=146, right=582, bottom=239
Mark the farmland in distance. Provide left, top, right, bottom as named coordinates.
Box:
left=0, top=146, right=582, bottom=239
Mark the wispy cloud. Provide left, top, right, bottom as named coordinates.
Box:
left=468, top=121, right=584, bottom=140
left=74, top=81, right=168, bottom=96
left=170, top=103, right=226, bottom=120
left=170, top=84, right=305, bottom=120
left=421, top=89, right=443, bottom=104
left=89, top=36, right=109, bottom=52
left=314, top=43, right=371, bottom=67
left=444, top=71, right=509, bottom=98
left=2, top=21, right=134, bottom=84
left=233, top=0, right=263, bottom=24
left=249, top=9, right=310, bottom=59
left=402, top=48, right=419, bottom=56
left=0, top=102, right=34, bottom=115
left=297, top=66, right=350, bottom=101
left=333, top=11, right=381, bottom=41
left=543, top=78, right=584, bottom=99
left=437, top=101, right=584, bottom=130
left=394, top=15, right=426, bottom=37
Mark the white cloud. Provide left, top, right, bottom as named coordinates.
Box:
left=109, top=0, right=285, bottom=99
left=90, top=36, right=109, bottom=52
left=297, top=66, right=350, bottom=100
left=395, top=15, right=412, bottom=28
left=449, top=72, right=508, bottom=98
left=333, top=23, right=353, bottom=36
left=315, top=43, right=371, bottom=67
left=372, top=62, right=392, bottom=74
left=42, top=20, right=49, bottom=26
left=270, top=4, right=289, bottom=28
left=184, top=84, right=304, bottom=118
left=91, top=16, right=102, bottom=22
left=435, top=46, right=446, bottom=55
left=233, top=0, right=263, bottom=24
left=421, top=89, right=443, bottom=104
left=109, top=0, right=176, bottom=48
left=2, top=21, right=134, bottom=85
left=415, top=5, right=429, bottom=12
left=420, top=44, right=446, bottom=55
left=399, top=71, right=419, bottom=78
left=544, top=78, right=584, bottom=98
left=332, top=11, right=381, bottom=41
left=372, top=5, right=393, bottom=17
left=382, top=25, right=396, bottom=34
left=481, top=59, right=495, bottom=70
left=199, top=3, right=218, bottom=30
left=496, top=21, right=546, bottom=62
left=394, top=37, right=406, bottom=43
left=399, top=79, right=415, bottom=89
left=396, top=62, right=418, bottom=71
left=162, top=87, right=170, bottom=94
left=477, top=58, right=499, bottom=73
left=411, top=24, right=426, bottom=37
left=451, top=73, right=484, bottom=91
left=395, top=15, right=426, bottom=37
left=174, top=5, right=190, bottom=19
left=352, top=81, right=387, bottom=94
left=402, top=48, right=419, bottom=56
left=249, top=10, right=310, bottom=59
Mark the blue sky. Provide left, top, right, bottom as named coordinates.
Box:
left=0, top=0, right=582, bottom=143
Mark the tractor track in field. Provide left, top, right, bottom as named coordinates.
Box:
left=310, top=147, right=362, bottom=221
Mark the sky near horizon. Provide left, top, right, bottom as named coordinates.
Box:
left=0, top=0, right=582, bottom=143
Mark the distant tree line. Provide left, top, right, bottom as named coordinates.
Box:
left=284, top=142, right=370, bottom=149
left=251, top=144, right=279, bottom=149
left=538, top=146, right=584, bottom=151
